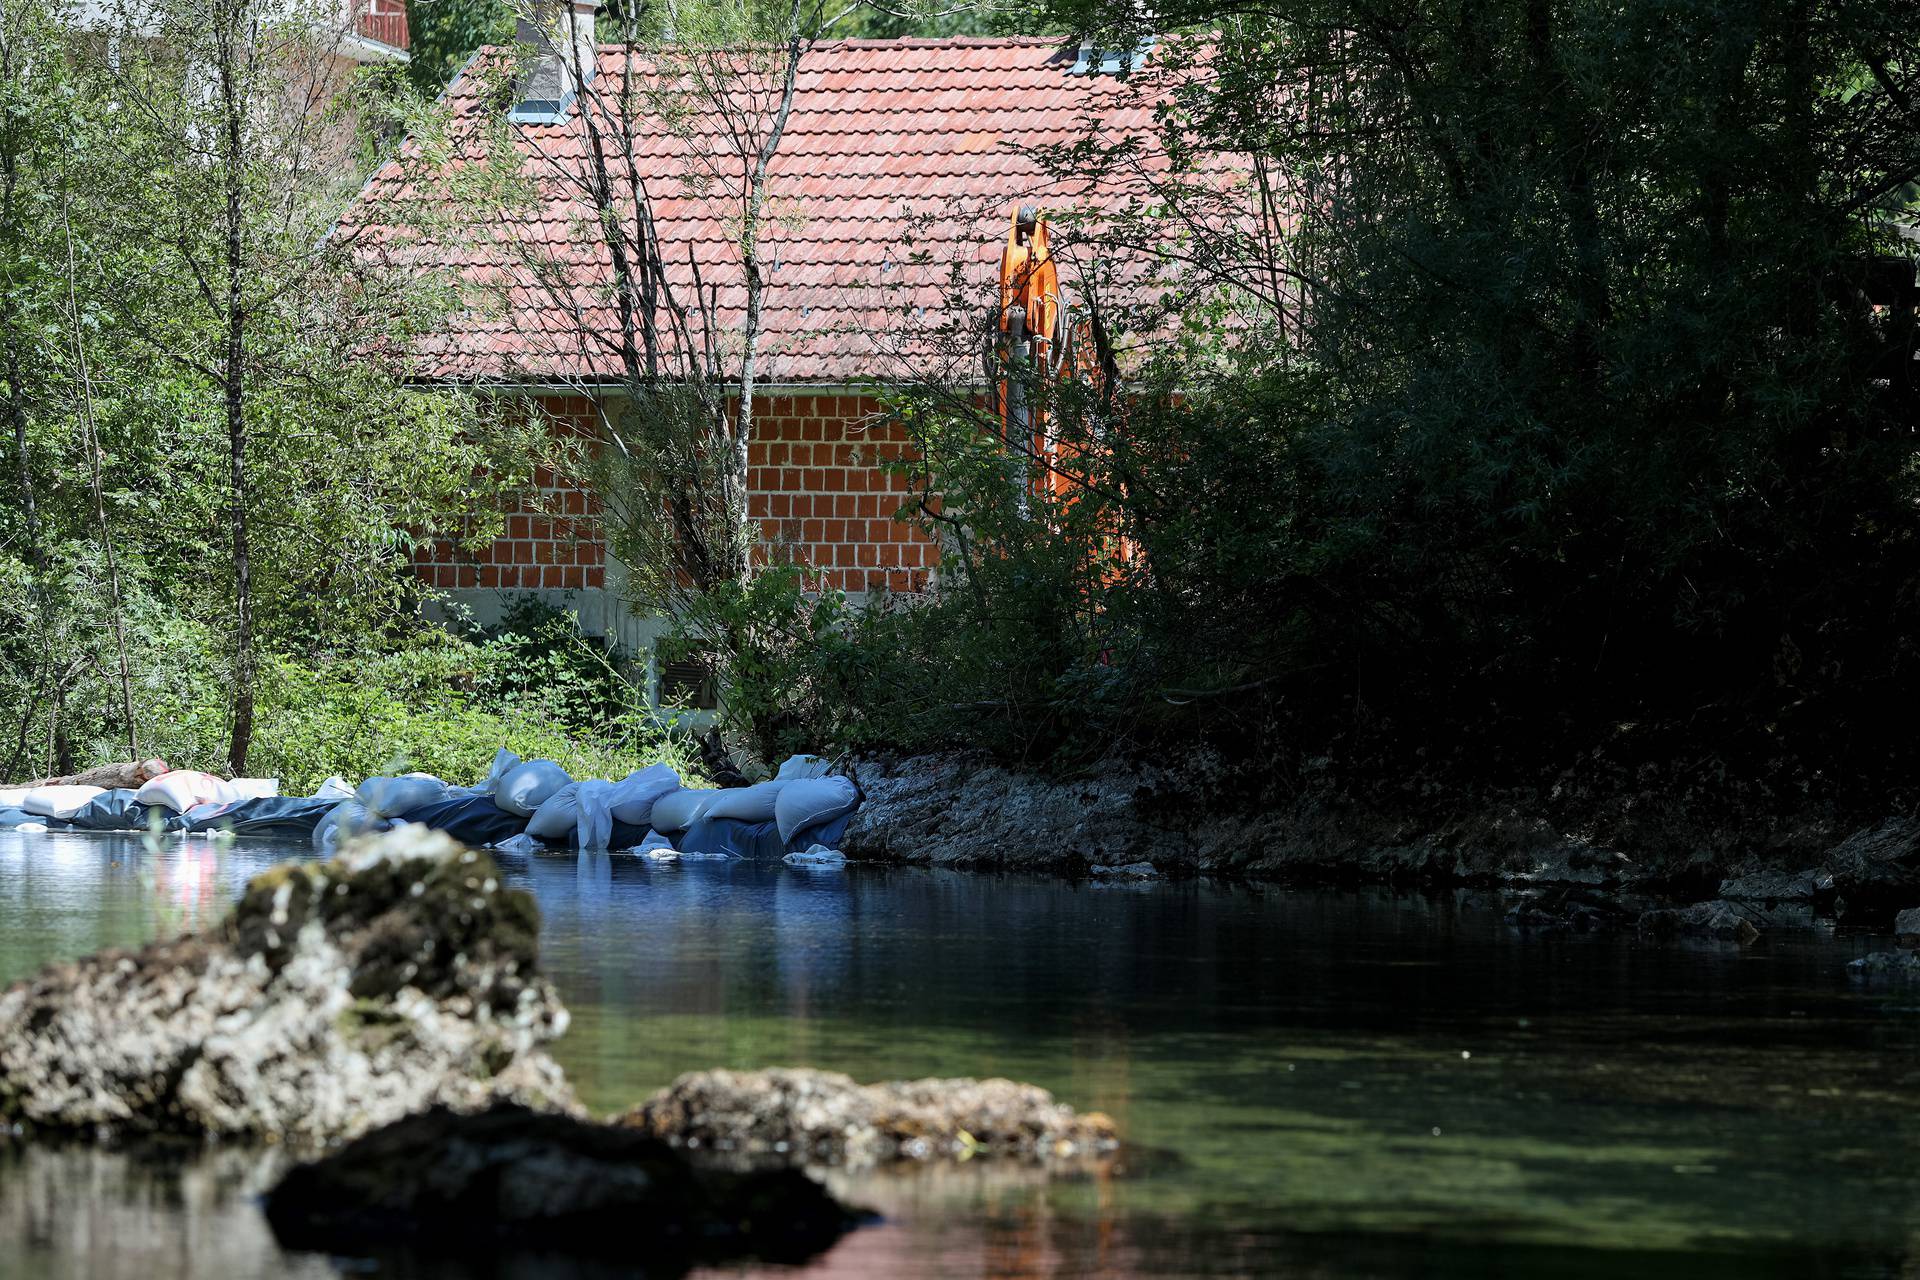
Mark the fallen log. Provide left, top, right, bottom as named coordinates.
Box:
left=5, top=758, right=169, bottom=791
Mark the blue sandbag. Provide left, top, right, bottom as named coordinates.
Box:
left=63, top=790, right=155, bottom=831
left=183, top=795, right=338, bottom=836
left=402, top=794, right=530, bottom=848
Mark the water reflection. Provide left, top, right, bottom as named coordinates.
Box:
left=3, top=832, right=1920, bottom=1277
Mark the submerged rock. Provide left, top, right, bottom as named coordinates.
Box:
left=1896, top=907, right=1920, bottom=946
left=1823, top=818, right=1920, bottom=922
left=622, top=1068, right=1119, bottom=1168
left=1089, top=861, right=1160, bottom=879
left=1503, top=886, right=1633, bottom=933
left=1718, top=869, right=1823, bottom=903
left=0, top=825, right=576, bottom=1144
left=1847, top=950, right=1920, bottom=980
left=264, top=1104, right=857, bottom=1268
left=1635, top=900, right=1761, bottom=944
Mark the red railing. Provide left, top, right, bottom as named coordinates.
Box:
left=354, top=0, right=409, bottom=51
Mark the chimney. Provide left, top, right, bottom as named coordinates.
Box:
left=511, top=0, right=600, bottom=122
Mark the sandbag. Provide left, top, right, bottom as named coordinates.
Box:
left=0, top=807, right=42, bottom=830
left=526, top=779, right=615, bottom=850
left=775, top=754, right=834, bottom=781
left=24, top=785, right=106, bottom=820
left=496, top=760, right=571, bottom=817
left=63, top=790, right=154, bottom=832
left=312, top=801, right=395, bottom=857
left=774, top=775, right=859, bottom=844
left=479, top=748, right=521, bottom=794
left=312, top=775, right=356, bottom=801
left=136, top=771, right=237, bottom=814
left=607, top=763, right=681, bottom=828
left=701, top=780, right=787, bottom=824
left=402, top=794, right=530, bottom=848
left=230, top=778, right=281, bottom=800
left=356, top=774, right=449, bottom=819
left=0, top=789, right=26, bottom=808
left=648, top=787, right=718, bottom=832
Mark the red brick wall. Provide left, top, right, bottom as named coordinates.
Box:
left=414, top=396, right=608, bottom=592
left=413, top=391, right=940, bottom=597
left=749, top=393, right=939, bottom=594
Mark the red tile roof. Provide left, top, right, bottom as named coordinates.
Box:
left=347, top=36, right=1230, bottom=384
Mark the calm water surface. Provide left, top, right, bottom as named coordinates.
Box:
left=2, top=827, right=1918, bottom=1279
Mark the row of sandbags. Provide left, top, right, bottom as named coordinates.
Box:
left=0, top=752, right=862, bottom=857
left=317, top=750, right=861, bottom=855
left=0, top=770, right=287, bottom=831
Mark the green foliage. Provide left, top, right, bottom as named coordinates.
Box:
left=705, top=0, right=1920, bottom=799
left=38, top=601, right=697, bottom=794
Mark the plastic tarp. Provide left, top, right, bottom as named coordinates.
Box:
left=670, top=815, right=785, bottom=860
left=181, top=795, right=338, bottom=836
left=24, top=785, right=106, bottom=820
left=673, top=809, right=855, bottom=861
left=402, top=794, right=531, bottom=848
left=356, top=775, right=450, bottom=819
left=63, top=790, right=157, bottom=832
left=774, top=776, right=859, bottom=843
left=0, top=807, right=47, bottom=830
left=496, top=760, right=572, bottom=817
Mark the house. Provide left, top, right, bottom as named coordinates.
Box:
left=345, top=9, right=1219, bottom=685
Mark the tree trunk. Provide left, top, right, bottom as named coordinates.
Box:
left=220, top=20, right=254, bottom=775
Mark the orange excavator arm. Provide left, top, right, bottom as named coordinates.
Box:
left=998, top=204, right=1069, bottom=498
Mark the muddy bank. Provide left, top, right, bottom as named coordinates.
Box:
left=840, top=752, right=1920, bottom=922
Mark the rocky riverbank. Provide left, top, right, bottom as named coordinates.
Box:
left=840, top=752, right=1920, bottom=927
left=0, top=826, right=576, bottom=1144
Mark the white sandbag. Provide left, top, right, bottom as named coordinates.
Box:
left=774, top=775, right=859, bottom=843
left=701, top=780, right=788, bottom=824
left=525, top=779, right=616, bottom=850
left=0, top=788, right=27, bottom=807
left=135, top=771, right=238, bottom=814
left=23, top=784, right=106, bottom=820
left=608, top=763, right=681, bottom=827
left=312, top=775, right=356, bottom=801
left=647, top=788, right=717, bottom=832
left=479, top=748, right=521, bottom=795
left=784, top=844, right=846, bottom=868
left=496, top=759, right=572, bottom=817
left=231, top=778, right=280, bottom=800
left=775, top=754, right=834, bottom=781
left=628, top=829, right=676, bottom=855
left=356, top=774, right=448, bottom=818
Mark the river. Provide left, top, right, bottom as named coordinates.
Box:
left=1, top=827, right=1915, bottom=1278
